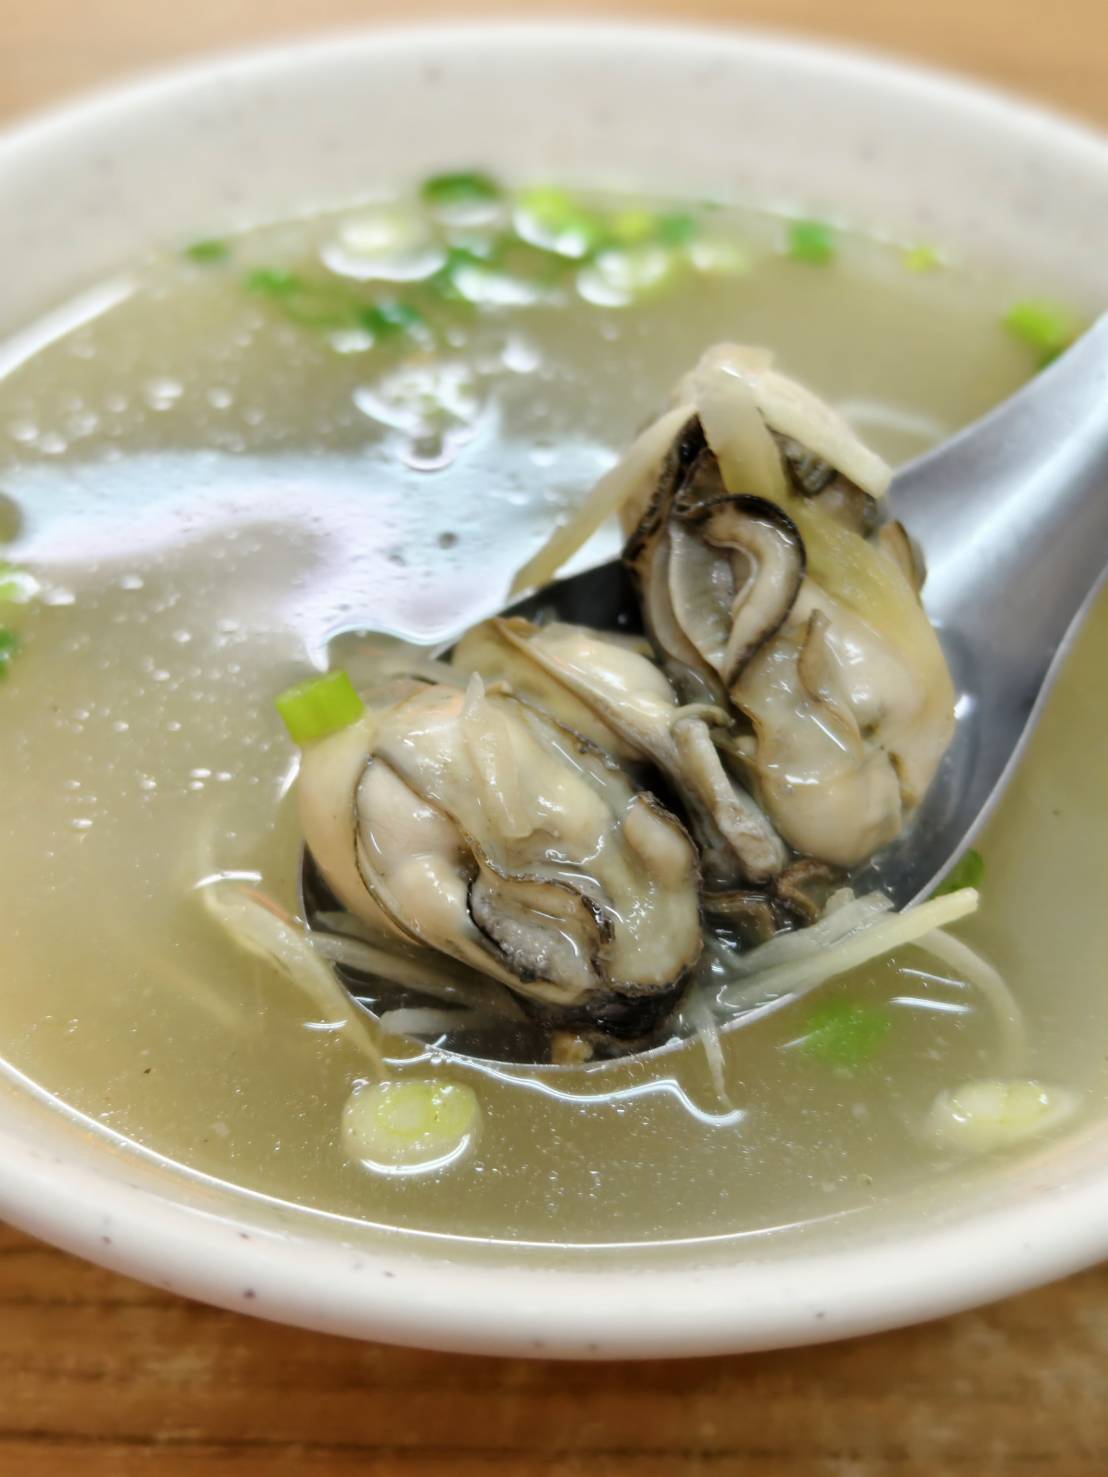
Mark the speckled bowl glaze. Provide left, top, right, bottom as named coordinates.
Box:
left=2, top=24, right=1108, bottom=1358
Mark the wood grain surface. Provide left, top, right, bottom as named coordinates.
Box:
left=4, top=2, right=1108, bottom=1473
left=2, top=1217, right=1108, bottom=1474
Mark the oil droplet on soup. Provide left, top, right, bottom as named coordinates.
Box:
left=0, top=182, right=1103, bottom=1254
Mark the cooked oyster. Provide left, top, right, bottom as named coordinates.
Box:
left=622, top=344, right=955, bottom=867
left=298, top=674, right=702, bottom=1046
left=703, top=857, right=844, bottom=947
left=453, top=616, right=787, bottom=886
left=295, top=343, right=957, bottom=1061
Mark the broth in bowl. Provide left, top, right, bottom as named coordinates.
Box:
left=0, top=177, right=1103, bottom=1249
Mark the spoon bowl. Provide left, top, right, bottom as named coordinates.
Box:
left=303, top=317, right=1108, bottom=1060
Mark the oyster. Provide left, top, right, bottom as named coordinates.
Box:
left=298, top=674, right=702, bottom=1047
left=294, top=342, right=956, bottom=1060
left=453, top=616, right=787, bottom=886
left=622, top=344, right=956, bottom=867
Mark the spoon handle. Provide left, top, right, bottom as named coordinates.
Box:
left=892, top=312, right=1108, bottom=678
left=866, top=314, right=1108, bottom=905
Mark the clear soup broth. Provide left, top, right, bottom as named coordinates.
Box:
left=1, top=182, right=1104, bottom=1250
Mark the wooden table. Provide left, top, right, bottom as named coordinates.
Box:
left=4, top=3, right=1108, bottom=1472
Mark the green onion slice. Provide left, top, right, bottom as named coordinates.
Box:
left=903, top=243, right=942, bottom=273
left=788, top=219, right=836, bottom=265
left=343, top=1079, right=480, bottom=1169
left=933, top=848, right=985, bottom=897
left=514, top=186, right=608, bottom=259
left=1003, top=300, right=1081, bottom=367
left=0, top=627, right=20, bottom=680
left=247, top=269, right=352, bottom=327
left=801, top=1001, right=891, bottom=1067
left=185, top=238, right=231, bottom=263
left=0, top=563, right=37, bottom=604
left=421, top=171, right=502, bottom=209
left=276, top=670, right=365, bottom=744
left=656, top=212, right=697, bottom=246
left=358, top=300, right=428, bottom=338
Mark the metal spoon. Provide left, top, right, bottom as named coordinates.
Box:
left=304, top=319, right=1108, bottom=1055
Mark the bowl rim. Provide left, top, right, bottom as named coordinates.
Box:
left=1, top=18, right=1107, bottom=1358
left=4, top=15, right=1108, bottom=161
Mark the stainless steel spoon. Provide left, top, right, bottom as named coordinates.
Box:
left=304, top=319, right=1108, bottom=1056
left=500, top=314, right=1108, bottom=906
left=859, top=312, right=1108, bottom=902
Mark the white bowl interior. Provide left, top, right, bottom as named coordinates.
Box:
left=1, top=23, right=1106, bottom=1356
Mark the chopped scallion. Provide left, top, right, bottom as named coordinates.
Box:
left=428, top=245, right=489, bottom=302
left=246, top=267, right=300, bottom=296
left=903, top=243, right=942, bottom=273
left=689, top=237, right=750, bottom=277
left=610, top=209, right=656, bottom=245
left=656, top=212, right=697, bottom=247
left=0, top=562, right=37, bottom=604
left=358, top=300, right=428, bottom=338
left=924, top=1078, right=1077, bottom=1154
left=517, top=185, right=577, bottom=223
left=801, top=1001, right=890, bottom=1067
left=421, top=171, right=502, bottom=208
left=1003, top=300, right=1081, bottom=367
left=342, top=1078, right=480, bottom=1169
left=577, top=244, right=680, bottom=307
left=185, top=238, right=231, bottom=263
left=276, top=670, right=364, bottom=744
left=0, top=627, right=20, bottom=679
left=445, top=230, right=502, bottom=261
left=515, top=186, right=607, bottom=259
left=933, top=848, right=985, bottom=897
left=788, top=218, right=836, bottom=265
left=246, top=268, right=353, bottom=327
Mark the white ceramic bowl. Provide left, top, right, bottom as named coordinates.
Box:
left=2, top=23, right=1107, bottom=1358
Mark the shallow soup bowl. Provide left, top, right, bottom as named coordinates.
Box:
left=1, top=22, right=1107, bottom=1357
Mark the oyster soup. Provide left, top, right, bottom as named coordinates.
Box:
left=1, top=177, right=1104, bottom=1250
